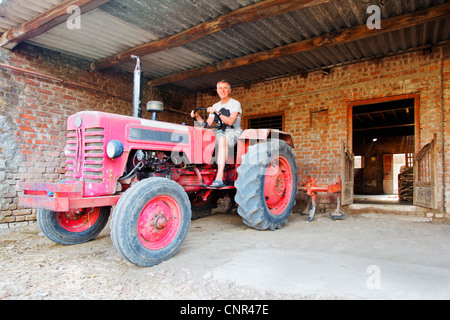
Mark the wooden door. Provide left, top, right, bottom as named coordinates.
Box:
left=413, top=134, right=437, bottom=209
left=341, top=142, right=354, bottom=205
left=383, top=154, right=393, bottom=194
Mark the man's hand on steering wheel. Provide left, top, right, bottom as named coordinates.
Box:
left=192, top=107, right=223, bottom=129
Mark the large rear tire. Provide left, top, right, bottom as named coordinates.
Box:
left=37, top=207, right=110, bottom=245
left=235, top=140, right=298, bottom=230
left=111, top=177, right=191, bottom=267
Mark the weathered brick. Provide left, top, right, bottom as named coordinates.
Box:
left=199, top=45, right=450, bottom=213
left=2, top=41, right=450, bottom=224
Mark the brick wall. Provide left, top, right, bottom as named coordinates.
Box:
left=200, top=45, right=450, bottom=216
left=0, top=44, right=193, bottom=227
left=2, top=43, right=449, bottom=225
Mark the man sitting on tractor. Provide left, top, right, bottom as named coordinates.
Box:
left=191, top=80, right=242, bottom=188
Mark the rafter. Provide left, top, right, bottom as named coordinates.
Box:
left=0, top=0, right=110, bottom=49
left=91, top=0, right=333, bottom=70
left=148, top=2, right=450, bottom=87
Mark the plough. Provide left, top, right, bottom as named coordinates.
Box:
left=298, top=176, right=346, bottom=222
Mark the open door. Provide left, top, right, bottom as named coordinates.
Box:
left=383, top=154, right=393, bottom=194
left=341, top=142, right=354, bottom=205
left=413, top=134, right=437, bottom=209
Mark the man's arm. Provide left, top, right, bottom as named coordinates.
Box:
left=191, top=109, right=211, bottom=126
left=206, top=107, right=238, bottom=127
left=218, top=111, right=239, bottom=126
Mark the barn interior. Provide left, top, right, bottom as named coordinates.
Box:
left=1, top=0, right=450, bottom=226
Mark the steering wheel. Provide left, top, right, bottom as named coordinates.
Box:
left=193, top=107, right=223, bottom=129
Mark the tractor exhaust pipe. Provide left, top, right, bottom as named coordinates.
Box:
left=131, top=55, right=164, bottom=120
left=131, top=55, right=143, bottom=118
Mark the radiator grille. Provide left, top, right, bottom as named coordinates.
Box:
left=65, top=127, right=105, bottom=183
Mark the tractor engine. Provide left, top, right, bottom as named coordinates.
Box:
left=63, top=108, right=220, bottom=197
left=118, top=148, right=219, bottom=193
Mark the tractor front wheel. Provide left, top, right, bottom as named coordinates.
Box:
left=111, top=177, right=191, bottom=267
left=37, top=206, right=110, bottom=245
left=235, top=140, right=298, bottom=230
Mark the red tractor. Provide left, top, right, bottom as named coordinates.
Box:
left=18, top=58, right=298, bottom=266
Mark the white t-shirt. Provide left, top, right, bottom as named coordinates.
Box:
left=209, top=98, right=242, bottom=130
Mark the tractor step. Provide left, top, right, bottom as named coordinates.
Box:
left=204, top=185, right=235, bottom=190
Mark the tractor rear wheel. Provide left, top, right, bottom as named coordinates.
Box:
left=111, top=177, right=191, bottom=267
left=235, top=140, right=298, bottom=230
left=37, top=206, right=110, bottom=245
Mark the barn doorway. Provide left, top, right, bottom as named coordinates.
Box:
left=350, top=95, right=418, bottom=205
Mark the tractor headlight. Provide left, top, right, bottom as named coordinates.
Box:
left=64, top=145, right=71, bottom=157
left=106, top=140, right=124, bottom=159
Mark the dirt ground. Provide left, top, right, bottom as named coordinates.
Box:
left=1, top=203, right=450, bottom=300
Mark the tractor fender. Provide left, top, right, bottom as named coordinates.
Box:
left=236, top=129, right=294, bottom=166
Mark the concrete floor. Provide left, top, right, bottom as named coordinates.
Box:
left=354, top=194, right=411, bottom=205
left=175, top=208, right=450, bottom=299
left=1, top=206, right=449, bottom=300
left=350, top=194, right=432, bottom=216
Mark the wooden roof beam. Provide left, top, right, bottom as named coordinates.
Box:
left=0, top=0, right=111, bottom=49
left=149, top=2, right=450, bottom=87
left=91, top=0, right=334, bottom=71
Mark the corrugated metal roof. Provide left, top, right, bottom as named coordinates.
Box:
left=100, top=0, right=262, bottom=38
left=1, top=0, right=449, bottom=90
left=0, top=0, right=65, bottom=32
left=27, top=9, right=159, bottom=60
